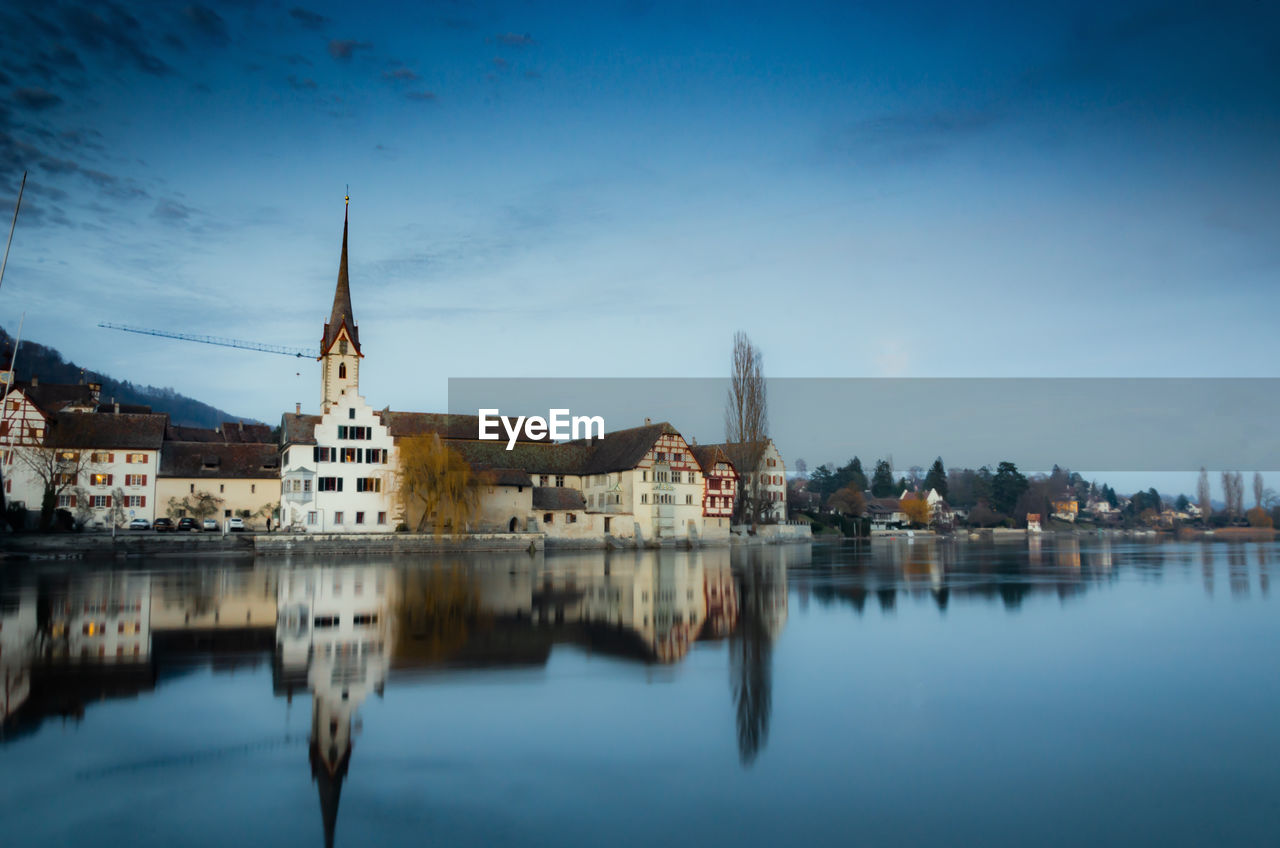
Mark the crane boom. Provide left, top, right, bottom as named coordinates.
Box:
left=98, top=322, right=318, bottom=358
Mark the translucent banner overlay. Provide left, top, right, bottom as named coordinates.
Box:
left=448, top=378, right=1280, bottom=472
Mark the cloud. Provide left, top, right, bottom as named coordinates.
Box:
left=328, top=39, right=372, bottom=61
left=289, top=7, right=328, bottom=31
left=493, top=32, right=535, bottom=47
left=151, top=197, right=197, bottom=223
left=382, top=67, right=420, bottom=82
left=61, top=2, right=172, bottom=76
left=13, top=88, right=64, bottom=111
left=183, top=5, right=230, bottom=46
left=405, top=90, right=436, bottom=102
left=287, top=74, right=318, bottom=91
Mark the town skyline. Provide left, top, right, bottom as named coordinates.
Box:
left=2, top=0, right=1278, bottom=431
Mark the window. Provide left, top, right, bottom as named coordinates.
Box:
left=567, top=513, right=577, bottom=524
left=355, top=511, right=365, bottom=524
left=334, top=511, right=344, bottom=524
left=314, top=615, right=338, bottom=628
left=641, top=494, right=647, bottom=504
left=356, top=478, right=381, bottom=493
left=304, top=479, right=313, bottom=492
left=58, top=451, right=80, bottom=462
left=555, top=475, right=565, bottom=487
left=671, top=471, right=682, bottom=483
left=366, top=448, right=386, bottom=464
left=353, top=613, right=378, bottom=626
left=686, top=494, right=693, bottom=505
left=219, top=484, right=225, bottom=493
left=91, top=452, right=113, bottom=463
left=125, top=495, right=145, bottom=508
left=543, top=513, right=553, bottom=524
left=90, top=473, right=112, bottom=486
left=125, top=474, right=146, bottom=487
left=126, top=453, right=147, bottom=464
left=377, top=512, right=387, bottom=525
left=57, top=494, right=76, bottom=508
left=340, top=447, right=359, bottom=463
left=90, top=495, right=110, bottom=508
left=642, top=471, right=647, bottom=482
left=539, top=475, right=548, bottom=487
left=251, top=484, right=255, bottom=494
left=348, top=408, right=356, bottom=419
left=307, top=511, right=318, bottom=525
left=190, top=483, right=195, bottom=493
left=318, top=477, right=342, bottom=492
left=338, top=362, right=347, bottom=379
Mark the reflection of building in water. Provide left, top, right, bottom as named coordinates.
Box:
left=149, top=568, right=278, bottom=656
left=275, top=566, right=394, bottom=848
left=44, top=572, right=152, bottom=663
left=1, top=586, right=37, bottom=722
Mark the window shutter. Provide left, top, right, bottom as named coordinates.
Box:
left=109, top=453, right=115, bottom=463
left=105, top=496, right=112, bottom=507
left=107, top=474, right=114, bottom=485
left=141, top=496, right=146, bottom=507
left=70, top=495, right=77, bottom=508
left=142, top=474, right=147, bottom=486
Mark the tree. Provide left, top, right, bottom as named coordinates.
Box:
left=793, top=458, right=807, bottom=478
left=991, top=461, right=1028, bottom=516
left=906, top=465, right=925, bottom=490
left=10, top=437, right=101, bottom=532
left=73, top=486, right=94, bottom=529
left=966, top=503, right=1003, bottom=527
left=923, top=458, right=948, bottom=499
left=1254, top=472, right=1265, bottom=509
left=109, top=487, right=127, bottom=528
left=1197, top=468, right=1212, bottom=522
left=828, top=486, right=865, bottom=517
left=900, top=495, right=931, bottom=527
left=724, top=331, right=769, bottom=524
left=834, top=457, right=867, bottom=493
left=1246, top=507, right=1273, bottom=528
left=806, top=465, right=835, bottom=501
left=870, top=459, right=895, bottom=497
left=397, top=432, right=486, bottom=535
left=1175, top=493, right=1190, bottom=511
left=1221, top=471, right=1244, bottom=518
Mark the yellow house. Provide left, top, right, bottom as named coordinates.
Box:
left=158, top=440, right=280, bottom=528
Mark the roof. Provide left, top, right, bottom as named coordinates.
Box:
left=690, top=444, right=736, bottom=475
left=44, top=411, right=167, bottom=450
left=378, top=411, right=543, bottom=442
left=702, top=439, right=777, bottom=471
left=280, top=413, right=322, bottom=446
left=321, top=205, right=360, bottom=356
left=450, top=439, right=589, bottom=476
left=579, top=422, right=679, bottom=475
left=13, top=381, right=95, bottom=413
left=167, top=422, right=272, bottom=443
left=97, top=402, right=151, bottom=414
left=532, top=486, right=587, bottom=510
left=489, top=468, right=533, bottom=487
left=160, top=441, right=280, bottom=479
left=866, top=497, right=902, bottom=514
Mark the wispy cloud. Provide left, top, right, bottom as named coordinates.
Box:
left=60, top=2, right=172, bottom=76
left=382, top=67, right=420, bottom=83
left=287, top=75, right=318, bottom=91
left=182, top=5, right=230, bottom=47
left=288, top=7, right=329, bottom=31
left=328, top=39, right=372, bottom=61
left=405, top=90, right=436, bottom=102
left=13, top=88, right=64, bottom=111
left=492, top=32, right=536, bottom=47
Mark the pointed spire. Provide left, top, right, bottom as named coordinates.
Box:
left=322, top=195, right=360, bottom=355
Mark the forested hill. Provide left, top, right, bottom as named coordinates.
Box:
left=0, top=327, right=259, bottom=429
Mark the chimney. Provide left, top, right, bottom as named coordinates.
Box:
left=295, top=402, right=302, bottom=415
left=113, top=401, right=120, bottom=414
left=644, top=417, right=651, bottom=426
left=30, top=376, right=37, bottom=387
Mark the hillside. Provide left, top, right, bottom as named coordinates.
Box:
left=0, top=327, right=258, bottom=429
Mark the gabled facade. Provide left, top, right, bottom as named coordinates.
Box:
left=580, top=422, right=704, bottom=543
left=691, top=443, right=737, bottom=541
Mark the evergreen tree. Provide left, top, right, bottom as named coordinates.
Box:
left=991, top=461, right=1028, bottom=516
left=923, top=457, right=948, bottom=498
left=870, top=459, right=895, bottom=497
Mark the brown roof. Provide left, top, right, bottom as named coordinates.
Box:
left=165, top=424, right=224, bottom=443
left=97, top=402, right=152, bottom=414
left=579, top=422, right=679, bottom=475
left=378, top=411, right=544, bottom=442
left=690, top=444, right=736, bottom=475
left=489, top=468, right=533, bottom=487
left=44, top=411, right=168, bottom=450
left=14, top=381, right=95, bottom=413
left=450, top=439, right=589, bottom=476
left=280, top=413, right=322, bottom=446
left=532, top=486, right=586, bottom=510
left=866, top=497, right=902, bottom=514
left=160, top=442, right=281, bottom=479
left=220, top=421, right=273, bottom=443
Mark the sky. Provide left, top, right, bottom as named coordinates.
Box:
left=1, top=1, right=1278, bottom=492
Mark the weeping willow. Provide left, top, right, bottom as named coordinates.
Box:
left=397, top=433, right=487, bottom=535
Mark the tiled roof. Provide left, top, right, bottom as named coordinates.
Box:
left=450, top=439, right=589, bottom=476
left=489, top=468, right=533, bottom=487
left=690, top=444, right=735, bottom=475
left=160, top=442, right=281, bottom=478
left=14, top=381, right=95, bottom=413
left=579, top=422, right=678, bottom=475
left=167, top=421, right=272, bottom=443
left=280, top=413, right=322, bottom=446
left=532, top=486, right=586, bottom=510
left=45, top=411, right=168, bottom=450
left=379, top=411, right=542, bottom=442
left=97, top=403, right=152, bottom=414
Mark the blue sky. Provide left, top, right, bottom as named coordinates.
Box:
left=2, top=1, right=1278, bottom=489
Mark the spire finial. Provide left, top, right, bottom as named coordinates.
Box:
left=345, top=184, right=349, bottom=207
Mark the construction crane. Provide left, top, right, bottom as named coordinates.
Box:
left=98, top=322, right=318, bottom=359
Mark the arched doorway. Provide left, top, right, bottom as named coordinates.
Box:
left=509, top=516, right=518, bottom=532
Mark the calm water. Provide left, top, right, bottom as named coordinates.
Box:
left=2, top=538, right=1277, bottom=847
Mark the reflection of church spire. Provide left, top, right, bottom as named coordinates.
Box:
left=310, top=697, right=352, bottom=848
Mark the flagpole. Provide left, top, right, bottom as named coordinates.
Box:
left=0, top=171, right=26, bottom=296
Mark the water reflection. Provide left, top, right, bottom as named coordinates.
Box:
left=1, top=548, right=795, bottom=845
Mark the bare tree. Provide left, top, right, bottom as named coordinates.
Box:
left=11, top=441, right=100, bottom=531
left=1221, top=470, right=1245, bottom=518
left=1253, top=472, right=1264, bottom=509
left=724, top=331, right=769, bottom=525
left=1197, top=467, right=1212, bottom=522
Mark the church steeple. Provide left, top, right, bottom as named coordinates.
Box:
left=319, top=196, right=362, bottom=412
left=322, top=197, right=360, bottom=356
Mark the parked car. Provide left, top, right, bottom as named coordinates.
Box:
left=128, top=518, right=150, bottom=531
left=153, top=517, right=174, bottom=532
left=228, top=517, right=246, bottom=532
left=177, top=517, right=199, bottom=532
left=202, top=518, right=219, bottom=532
